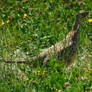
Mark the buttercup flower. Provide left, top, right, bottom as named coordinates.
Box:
left=1, top=21, right=5, bottom=26
left=37, top=70, right=40, bottom=75
left=88, top=19, right=92, bottom=23
left=42, top=70, right=46, bottom=76
left=23, top=13, right=28, bottom=18
left=25, top=77, right=29, bottom=81
left=6, top=19, right=10, bottom=23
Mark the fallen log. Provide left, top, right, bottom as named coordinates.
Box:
left=1, top=10, right=88, bottom=66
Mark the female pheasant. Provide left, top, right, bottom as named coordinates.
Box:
left=2, top=10, right=88, bottom=66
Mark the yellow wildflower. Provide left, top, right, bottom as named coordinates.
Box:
left=25, top=77, right=29, bottom=81
left=1, top=21, right=5, bottom=26
left=88, top=19, right=92, bottom=23
left=23, top=13, right=28, bottom=18
left=6, top=19, right=10, bottom=23
left=90, top=52, right=92, bottom=55
left=11, top=48, right=14, bottom=51
left=32, top=34, right=35, bottom=37
left=55, top=89, right=58, bottom=92
left=32, top=34, right=38, bottom=37
left=4, top=44, right=8, bottom=47
left=85, top=90, right=88, bottom=92
left=42, top=70, right=46, bottom=76
left=37, top=70, right=40, bottom=76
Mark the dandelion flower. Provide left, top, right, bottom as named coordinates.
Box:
left=37, top=70, right=40, bottom=76
left=1, top=21, right=5, bottom=26
left=6, top=19, right=10, bottom=23
left=23, top=13, right=28, bottom=18
left=88, top=19, right=92, bottom=23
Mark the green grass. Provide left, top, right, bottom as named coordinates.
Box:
left=0, top=0, right=92, bottom=92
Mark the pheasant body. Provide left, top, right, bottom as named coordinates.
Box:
left=1, top=10, right=88, bottom=66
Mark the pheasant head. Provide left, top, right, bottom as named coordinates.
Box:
left=73, top=10, right=88, bottom=30
left=77, top=10, right=89, bottom=19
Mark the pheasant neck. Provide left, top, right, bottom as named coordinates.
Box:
left=72, top=15, right=80, bottom=31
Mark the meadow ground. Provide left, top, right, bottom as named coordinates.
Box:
left=0, top=0, right=92, bottom=92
